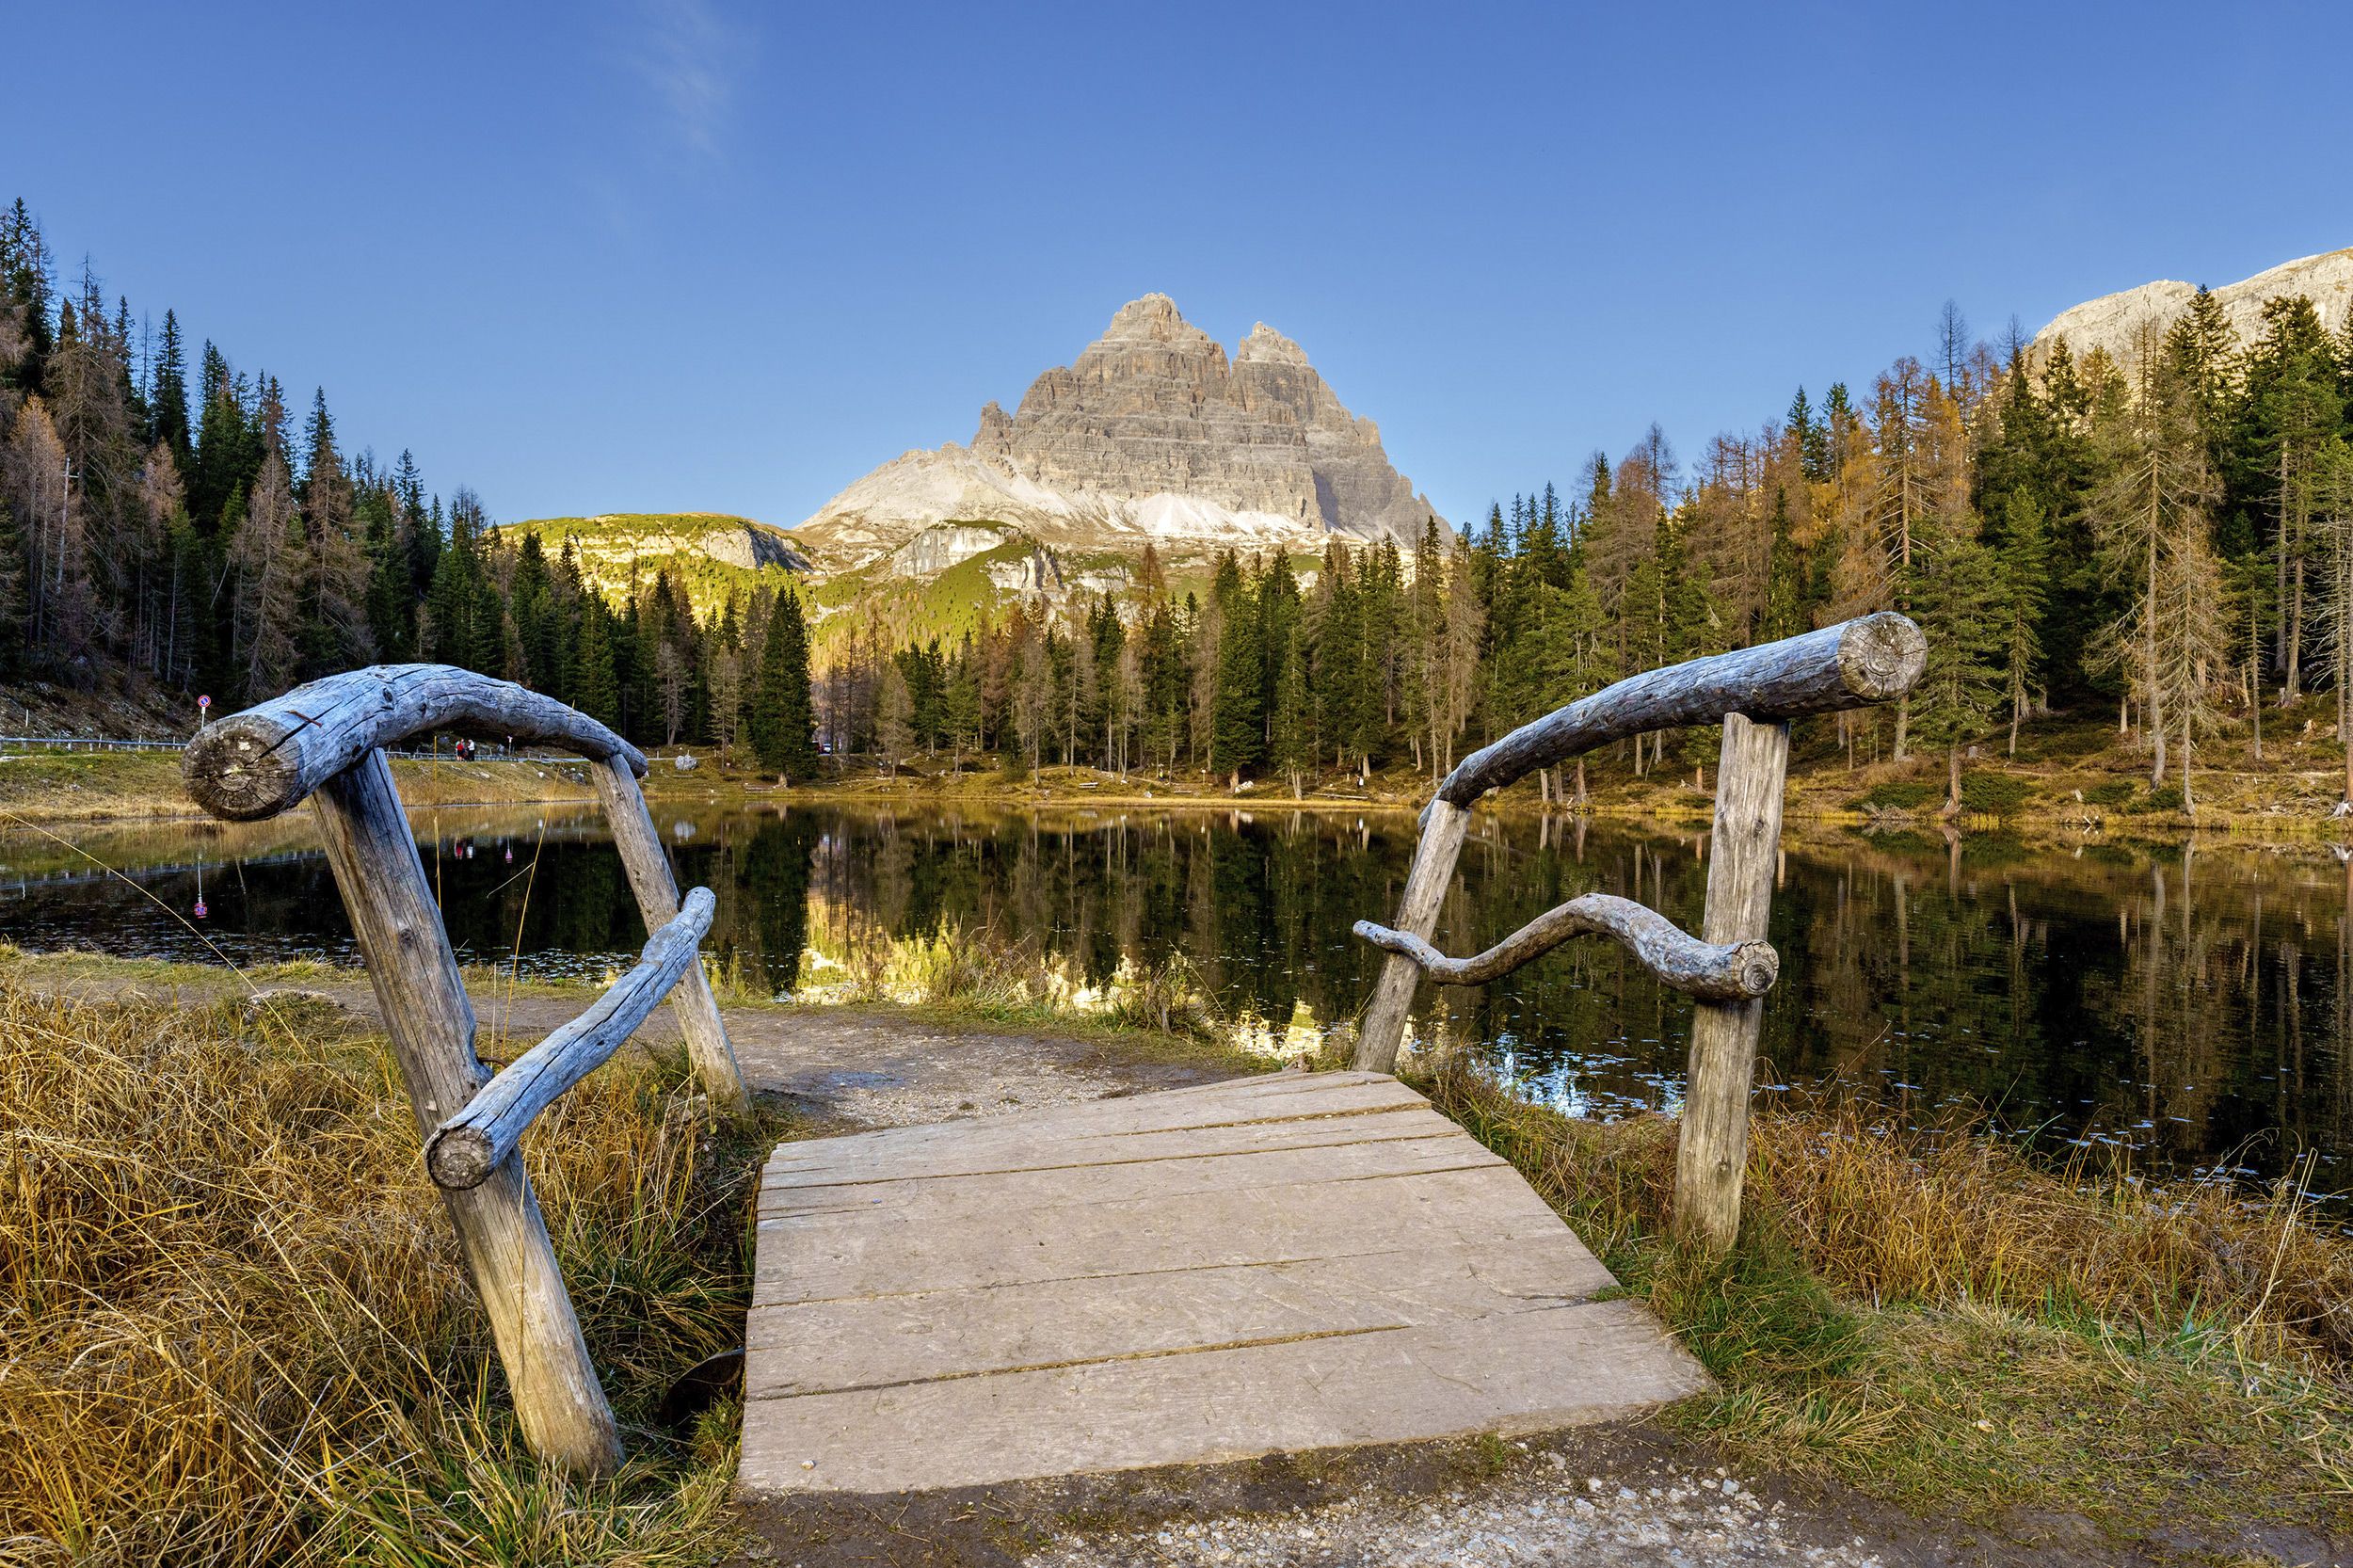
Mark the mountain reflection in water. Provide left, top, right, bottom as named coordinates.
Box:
left=4, top=804, right=2345, bottom=1195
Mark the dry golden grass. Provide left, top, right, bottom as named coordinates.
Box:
left=0, top=982, right=768, bottom=1567
left=1422, top=1060, right=2353, bottom=1365
left=1417, top=1058, right=2353, bottom=1536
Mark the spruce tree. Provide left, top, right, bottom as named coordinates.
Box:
left=752, top=588, right=817, bottom=781
left=150, top=309, right=190, bottom=464
left=1209, top=552, right=1263, bottom=778
left=1991, top=490, right=2051, bottom=755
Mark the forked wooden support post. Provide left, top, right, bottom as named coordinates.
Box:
left=313, top=750, right=624, bottom=1474
left=184, top=663, right=739, bottom=1475
left=1674, top=713, right=1790, bottom=1250
left=1350, top=614, right=1926, bottom=1247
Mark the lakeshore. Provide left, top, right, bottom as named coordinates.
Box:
left=4, top=961, right=2346, bottom=1565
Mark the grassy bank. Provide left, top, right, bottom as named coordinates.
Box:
left=0, top=748, right=600, bottom=824
left=1416, top=1057, right=2353, bottom=1554
left=16, top=697, right=2353, bottom=833
left=0, top=984, right=769, bottom=1567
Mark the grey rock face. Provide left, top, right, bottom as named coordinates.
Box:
left=795, top=296, right=1443, bottom=575
left=2033, top=248, right=2353, bottom=375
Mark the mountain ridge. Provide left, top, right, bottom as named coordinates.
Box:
left=2032, top=248, right=2353, bottom=371
left=792, top=294, right=1445, bottom=577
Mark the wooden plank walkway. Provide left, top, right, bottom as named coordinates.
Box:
left=736, top=1071, right=1708, bottom=1496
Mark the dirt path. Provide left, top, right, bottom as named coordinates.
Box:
left=31, top=969, right=1228, bottom=1130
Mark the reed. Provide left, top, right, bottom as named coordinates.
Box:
left=1417, top=1055, right=2353, bottom=1528
left=0, top=982, right=774, bottom=1567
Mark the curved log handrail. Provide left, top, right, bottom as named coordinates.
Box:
left=1435, top=613, right=1925, bottom=807
left=184, top=664, right=648, bottom=822
left=1353, top=891, right=1778, bottom=1001
left=425, top=886, right=717, bottom=1191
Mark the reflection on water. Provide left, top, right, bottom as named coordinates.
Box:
left=6, top=805, right=2348, bottom=1193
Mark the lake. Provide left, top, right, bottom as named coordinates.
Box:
left=9, top=802, right=2348, bottom=1197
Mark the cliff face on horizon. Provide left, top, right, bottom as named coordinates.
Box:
left=2032, top=248, right=2353, bottom=372
left=792, top=295, right=1445, bottom=582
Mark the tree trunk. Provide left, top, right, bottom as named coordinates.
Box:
left=1941, top=745, right=1961, bottom=819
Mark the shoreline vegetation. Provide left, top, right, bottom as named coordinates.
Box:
left=16, top=697, right=2353, bottom=832
left=5, top=951, right=2348, bottom=1563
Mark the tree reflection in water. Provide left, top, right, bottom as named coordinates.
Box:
left=2, top=805, right=2346, bottom=1194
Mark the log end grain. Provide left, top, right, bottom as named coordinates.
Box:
left=1836, top=613, right=1929, bottom=703
left=424, top=1126, right=501, bottom=1191
left=183, top=715, right=304, bottom=821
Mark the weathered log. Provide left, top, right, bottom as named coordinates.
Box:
left=309, top=748, right=623, bottom=1474
left=184, top=664, right=647, bottom=822
left=592, top=759, right=746, bottom=1109
left=1351, top=800, right=1471, bottom=1074
left=1435, top=613, right=1924, bottom=807
left=426, top=887, right=718, bottom=1191
left=1353, top=892, right=1777, bottom=1001
left=1673, top=713, right=1791, bottom=1252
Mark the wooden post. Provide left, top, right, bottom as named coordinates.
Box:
left=427, top=888, right=717, bottom=1191
left=312, top=749, right=623, bottom=1475
left=1674, top=713, right=1791, bottom=1252
left=594, top=758, right=746, bottom=1112
left=1352, top=800, right=1471, bottom=1074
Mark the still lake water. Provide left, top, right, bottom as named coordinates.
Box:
left=9, top=802, right=2350, bottom=1196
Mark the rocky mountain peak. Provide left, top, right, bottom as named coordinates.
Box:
left=1098, top=292, right=1201, bottom=344
left=1237, top=322, right=1310, bottom=366
left=2034, top=247, right=2353, bottom=373
left=794, top=295, right=1443, bottom=580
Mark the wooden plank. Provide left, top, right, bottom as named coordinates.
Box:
left=746, top=1233, right=1617, bottom=1399
left=759, top=1125, right=1495, bottom=1219
left=760, top=1074, right=1424, bottom=1183
left=741, top=1072, right=1709, bottom=1498
left=757, top=1164, right=1569, bottom=1303
left=738, top=1298, right=1708, bottom=1496
left=760, top=1101, right=1466, bottom=1195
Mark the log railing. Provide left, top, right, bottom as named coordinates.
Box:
left=1352, top=613, right=1926, bottom=1250
left=184, top=664, right=747, bottom=1476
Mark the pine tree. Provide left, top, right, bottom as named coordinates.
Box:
left=1990, top=490, right=2051, bottom=754
left=150, top=309, right=190, bottom=464
left=1209, top=552, right=1262, bottom=778
left=751, top=588, right=817, bottom=781
left=574, top=597, right=620, bottom=727
left=1908, top=525, right=2008, bottom=812
left=230, top=451, right=303, bottom=699
left=0, top=499, right=27, bottom=678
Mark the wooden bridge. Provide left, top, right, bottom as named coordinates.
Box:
left=183, top=614, right=1923, bottom=1493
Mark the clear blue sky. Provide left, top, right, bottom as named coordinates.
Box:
left=13, top=2, right=2351, bottom=530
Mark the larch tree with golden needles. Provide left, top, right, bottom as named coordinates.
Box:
left=2089, top=367, right=2229, bottom=808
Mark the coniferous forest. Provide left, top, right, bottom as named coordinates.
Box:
left=6, top=199, right=2353, bottom=804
